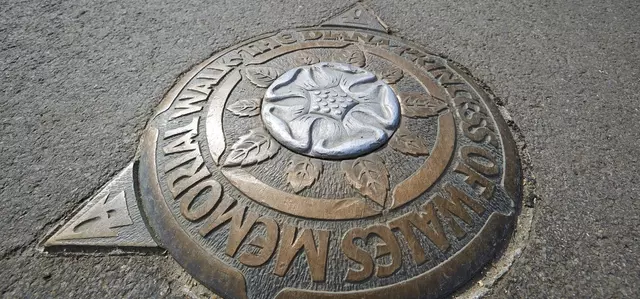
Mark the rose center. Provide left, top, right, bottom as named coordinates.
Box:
left=309, top=87, right=358, bottom=120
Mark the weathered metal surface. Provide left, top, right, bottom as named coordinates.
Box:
left=42, top=3, right=522, bottom=298
left=43, top=163, right=157, bottom=249
left=136, top=20, right=522, bottom=299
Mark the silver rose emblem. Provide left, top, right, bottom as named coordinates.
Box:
left=261, top=62, right=400, bottom=159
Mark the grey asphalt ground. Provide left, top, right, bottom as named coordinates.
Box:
left=1, top=0, right=638, bottom=298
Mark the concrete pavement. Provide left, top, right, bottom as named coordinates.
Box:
left=1, top=0, right=638, bottom=297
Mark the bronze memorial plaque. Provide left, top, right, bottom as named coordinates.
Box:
left=44, top=5, right=522, bottom=299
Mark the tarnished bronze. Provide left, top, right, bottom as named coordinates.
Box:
left=134, top=6, right=522, bottom=299
left=43, top=162, right=157, bottom=249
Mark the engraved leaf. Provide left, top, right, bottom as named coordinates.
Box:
left=389, top=126, right=430, bottom=156
left=341, top=154, right=389, bottom=207
left=294, top=52, right=320, bottom=65
left=399, top=92, right=448, bottom=118
left=286, top=156, right=323, bottom=193
left=379, top=68, right=403, bottom=84
left=244, top=66, right=282, bottom=88
left=347, top=48, right=366, bottom=67
left=223, top=129, right=280, bottom=167
left=226, top=98, right=261, bottom=117
left=333, top=47, right=366, bottom=67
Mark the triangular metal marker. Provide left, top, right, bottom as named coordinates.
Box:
left=43, top=162, right=157, bottom=250
left=321, top=3, right=389, bottom=33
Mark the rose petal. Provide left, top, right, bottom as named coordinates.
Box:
left=286, top=114, right=327, bottom=152
left=263, top=98, right=308, bottom=123
left=346, top=99, right=399, bottom=130
left=310, top=117, right=346, bottom=146
left=376, top=84, right=401, bottom=124
left=342, top=108, right=387, bottom=136
left=306, top=63, right=341, bottom=89
left=317, top=113, right=387, bottom=158
left=261, top=104, right=293, bottom=139
left=265, top=68, right=308, bottom=100
left=315, top=134, right=386, bottom=158
left=340, top=69, right=377, bottom=94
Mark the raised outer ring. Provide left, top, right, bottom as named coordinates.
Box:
left=137, top=28, right=522, bottom=299
left=136, top=128, right=248, bottom=299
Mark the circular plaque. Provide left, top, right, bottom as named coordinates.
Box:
left=137, top=27, right=522, bottom=299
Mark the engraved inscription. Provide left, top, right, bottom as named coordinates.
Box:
left=388, top=200, right=449, bottom=265
left=453, top=90, right=500, bottom=148
left=341, top=224, right=402, bottom=282
left=302, top=30, right=390, bottom=46
left=143, top=25, right=521, bottom=299
left=433, top=183, right=486, bottom=239
left=274, top=225, right=330, bottom=282
left=163, top=117, right=210, bottom=198
left=170, top=60, right=240, bottom=120
left=179, top=179, right=222, bottom=221
left=238, top=216, right=279, bottom=267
